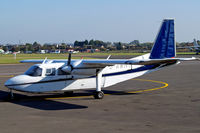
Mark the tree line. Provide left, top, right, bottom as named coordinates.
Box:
left=0, top=39, right=199, bottom=53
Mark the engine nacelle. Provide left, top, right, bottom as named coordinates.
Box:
left=62, top=66, right=72, bottom=74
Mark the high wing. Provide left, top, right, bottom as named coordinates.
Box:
left=20, top=57, right=197, bottom=69
left=20, top=19, right=198, bottom=69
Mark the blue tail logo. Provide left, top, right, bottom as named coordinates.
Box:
left=150, top=19, right=175, bottom=59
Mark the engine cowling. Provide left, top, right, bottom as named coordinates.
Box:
left=61, top=66, right=72, bottom=74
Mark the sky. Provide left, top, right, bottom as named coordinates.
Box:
left=0, top=0, right=200, bottom=44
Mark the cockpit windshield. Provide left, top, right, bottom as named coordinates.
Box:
left=25, top=66, right=42, bottom=76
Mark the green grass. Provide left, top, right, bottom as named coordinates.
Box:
left=176, top=52, right=196, bottom=55
left=0, top=52, right=144, bottom=64
left=0, top=54, right=94, bottom=64
left=0, top=52, right=197, bottom=64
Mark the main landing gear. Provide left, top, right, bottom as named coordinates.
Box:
left=94, top=91, right=104, bottom=99
left=93, top=69, right=104, bottom=99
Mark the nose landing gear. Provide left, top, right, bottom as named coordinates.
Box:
left=8, top=89, right=14, bottom=100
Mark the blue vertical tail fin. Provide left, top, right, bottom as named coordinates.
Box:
left=150, top=19, right=176, bottom=59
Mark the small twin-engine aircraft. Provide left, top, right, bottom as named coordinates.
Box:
left=4, top=19, right=197, bottom=99
left=190, top=39, right=200, bottom=55
left=177, top=39, right=200, bottom=55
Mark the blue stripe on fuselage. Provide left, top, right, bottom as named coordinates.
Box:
left=102, top=65, right=158, bottom=77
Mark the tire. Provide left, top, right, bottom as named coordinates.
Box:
left=94, top=91, right=104, bottom=99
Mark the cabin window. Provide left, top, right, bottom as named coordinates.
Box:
left=25, top=66, right=42, bottom=76
left=45, top=68, right=56, bottom=76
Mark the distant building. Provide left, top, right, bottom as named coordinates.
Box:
left=86, top=49, right=99, bottom=53
left=40, top=50, right=48, bottom=54
left=68, top=49, right=79, bottom=54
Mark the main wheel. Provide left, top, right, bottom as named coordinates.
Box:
left=94, top=91, right=104, bottom=99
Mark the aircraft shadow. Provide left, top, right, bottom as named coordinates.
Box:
left=86, top=90, right=140, bottom=95
left=12, top=100, right=88, bottom=111
left=0, top=90, right=88, bottom=111
left=0, top=88, right=140, bottom=110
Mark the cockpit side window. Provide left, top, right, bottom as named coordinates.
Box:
left=45, top=68, right=56, bottom=76
left=25, top=66, right=42, bottom=76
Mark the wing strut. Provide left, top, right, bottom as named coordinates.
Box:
left=94, top=69, right=104, bottom=99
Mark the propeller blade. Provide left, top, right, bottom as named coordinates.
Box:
left=67, top=52, right=71, bottom=65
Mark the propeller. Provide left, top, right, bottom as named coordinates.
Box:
left=62, top=52, right=73, bottom=73
left=62, top=52, right=83, bottom=74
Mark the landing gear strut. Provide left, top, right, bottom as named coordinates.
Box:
left=8, top=89, right=14, bottom=100
left=94, top=69, right=104, bottom=99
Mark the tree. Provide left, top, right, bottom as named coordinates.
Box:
left=60, top=43, right=67, bottom=49
left=33, top=42, right=41, bottom=53
left=74, top=40, right=88, bottom=48
left=2, top=46, right=8, bottom=52
left=84, top=40, right=88, bottom=45
left=89, top=39, right=95, bottom=47
left=25, top=43, right=33, bottom=51
left=11, top=46, right=19, bottom=52
left=130, top=40, right=140, bottom=45
left=115, top=42, right=123, bottom=50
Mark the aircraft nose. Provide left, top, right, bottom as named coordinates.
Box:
left=4, top=78, right=15, bottom=88
left=4, top=75, right=25, bottom=88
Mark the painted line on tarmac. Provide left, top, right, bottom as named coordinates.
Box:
left=45, top=79, right=168, bottom=100
left=128, top=79, right=168, bottom=93
left=0, top=75, right=14, bottom=78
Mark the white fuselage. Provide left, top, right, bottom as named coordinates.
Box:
left=4, top=54, right=164, bottom=93
left=5, top=64, right=154, bottom=92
